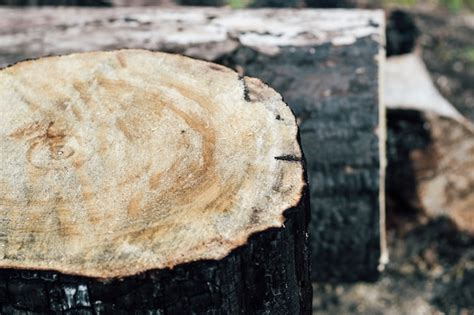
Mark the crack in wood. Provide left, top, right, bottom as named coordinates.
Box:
left=274, top=155, right=301, bottom=162
left=239, top=75, right=251, bottom=102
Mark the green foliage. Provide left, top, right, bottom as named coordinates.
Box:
left=440, top=0, right=463, bottom=10
left=462, top=47, right=474, bottom=62
left=438, top=0, right=474, bottom=11
left=384, top=0, right=417, bottom=5
left=228, top=0, right=251, bottom=8
left=383, top=0, right=474, bottom=11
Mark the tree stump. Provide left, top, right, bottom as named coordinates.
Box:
left=385, top=53, right=474, bottom=234
left=0, top=7, right=387, bottom=282
left=0, top=50, right=311, bottom=314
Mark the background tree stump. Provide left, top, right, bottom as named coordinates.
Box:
left=385, top=53, right=474, bottom=234
left=0, top=7, right=387, bottom=282
left=0, top=50, right=311, bottom=314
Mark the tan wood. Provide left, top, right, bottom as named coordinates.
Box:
left=0, top=49, right=305, bottom=278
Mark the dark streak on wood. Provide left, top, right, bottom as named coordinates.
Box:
left=275, top=155, right=302, bottom=162
left=239, top=75, right=251, bottom=102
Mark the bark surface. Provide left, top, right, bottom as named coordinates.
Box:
left=0, top=50, right=311, bottom=313
left=0, top=7, right=386, bottom=282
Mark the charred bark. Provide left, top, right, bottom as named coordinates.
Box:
left=219, top=36, right=385, bottom=281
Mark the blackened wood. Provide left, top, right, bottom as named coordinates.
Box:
left=179, top=0, right=224, bottom=6
left=305, top=0, right=353, bottom=7
left=386, top=109, right=431, bottom=213
left=250, top=0, right=301, bottom=7
left=218, top=37, right=386, bottom=281
left=386, top=10, right=419, bottom=57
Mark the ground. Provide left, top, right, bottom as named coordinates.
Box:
left=313, top=218, right=474, bottom=315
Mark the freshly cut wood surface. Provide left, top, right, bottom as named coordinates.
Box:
left=0, top=49, right=304, bottom=278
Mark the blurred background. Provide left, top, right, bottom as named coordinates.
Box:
left=1, top=0, right=473, bottom=314
left=0, top=0, right=474, bottom=10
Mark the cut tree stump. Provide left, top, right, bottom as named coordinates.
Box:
left=385, top=53, right=474, bottom=234
left=0, top=7, right=387, bottom=282
left=0, top=50, right=311, bottom=314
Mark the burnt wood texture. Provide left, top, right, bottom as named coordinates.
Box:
left=0, top=8, right=386, bottom=282
left=218, top=36, right=385, bottom=282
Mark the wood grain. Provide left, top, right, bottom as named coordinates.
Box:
left=0, top=50, right=305, bottom=278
